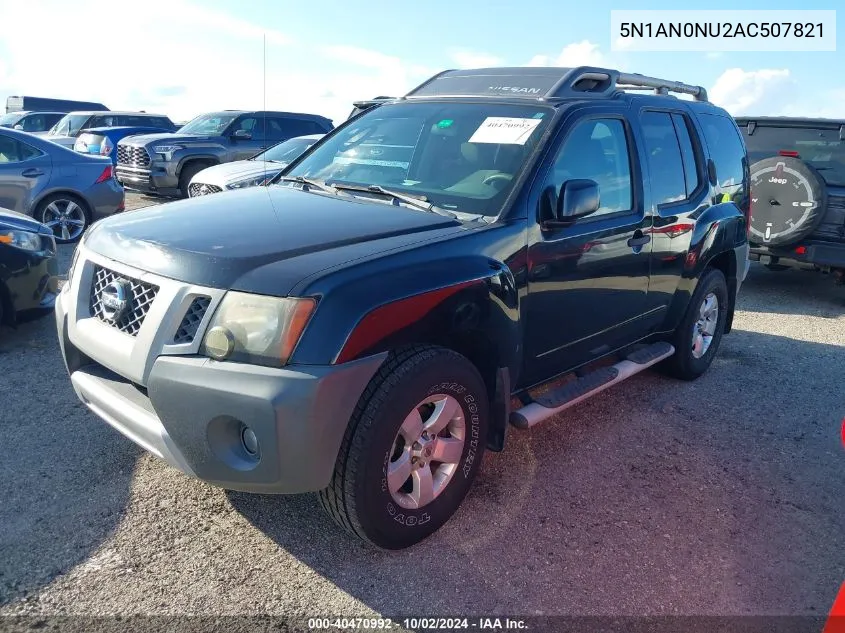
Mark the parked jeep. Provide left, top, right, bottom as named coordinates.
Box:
left=735, top=117, right=845, bottom=285
left=56, top=67, right=750, bottom=549
left=115, top=110, right=334, bottom=198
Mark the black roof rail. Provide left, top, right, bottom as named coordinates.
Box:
left=402, top=66, right=709, bottom=103
left=616, top=72, right=708, bottom=101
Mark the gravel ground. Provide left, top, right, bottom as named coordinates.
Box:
left=1, top=192, right=843, bottom=620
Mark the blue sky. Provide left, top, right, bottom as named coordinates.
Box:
left=0, top=0, right=841, bottom=124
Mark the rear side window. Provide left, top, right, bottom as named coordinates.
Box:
left=671, top=113, right=701, bottom=197
left=0, top=135, right=43, bottom=162
left=274, top=118, right=329, bottom=140
left=699, top=113, right=747, bottom=198
left=640, top=111, right=687, bottom=206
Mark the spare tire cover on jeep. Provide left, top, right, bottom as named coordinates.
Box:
left=749, top=156, right=827, bottom=246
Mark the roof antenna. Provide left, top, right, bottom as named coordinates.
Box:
left=263, top=32, right=267, bottom=187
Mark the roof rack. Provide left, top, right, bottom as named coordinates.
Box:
left=403, top=66, right=709, bottom=103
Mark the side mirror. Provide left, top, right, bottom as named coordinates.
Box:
left=13, top=124, right=24, bottom=131
left=233, top=129, right=252, bottom=140
left=543, top=179, right=600, bottom=228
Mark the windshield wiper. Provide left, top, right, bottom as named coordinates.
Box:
left=332, top=183, right=458, bottom=219
left=276, top=176, right=340, bottom=195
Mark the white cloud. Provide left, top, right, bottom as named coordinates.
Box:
left=709, top=68, right=792, bottom=115
left=0, top=0, right=438, bottom=125
left=527, top=40, right=605, bottom=68
left=449, top=49, right=504, bottom=69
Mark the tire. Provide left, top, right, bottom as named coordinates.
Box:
left=749, top=156, right=827, bottom=247
left=35, top=193, right=91, bottom=244
left=661, top=268, right=729, bottom=381
left=319, top=345, right=489, bottom=550
left=178, top=161, right=210, bottom=199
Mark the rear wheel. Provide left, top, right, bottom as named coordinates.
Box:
left=35, top=194, right=90, bottom=243
left=319, top=346, right=489, bottom=549
left=178, top=162, right=211, bottom=198
left=661, top=268, right=729, bottom=381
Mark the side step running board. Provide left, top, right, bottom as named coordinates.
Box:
left=510, top=342, right=675, bottom=429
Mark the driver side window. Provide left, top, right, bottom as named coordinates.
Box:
left=546, top=118, right=633, bottom=218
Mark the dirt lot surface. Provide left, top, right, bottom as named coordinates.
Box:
left=1, top=191, right=843, bottom=621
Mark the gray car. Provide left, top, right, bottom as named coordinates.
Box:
left=0, top=127, right=125, bottom=243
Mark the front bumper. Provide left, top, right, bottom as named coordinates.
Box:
left=116, top=160, right=180, bottom=196
left=749, top=241, right=845, bottom=270
left=3, top=245, right=59, bottom=314
left=55, top=246, right=385, bottom=493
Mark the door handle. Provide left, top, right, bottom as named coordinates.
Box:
left=627, top=232, right=651, bottom=248
left=21, top=168, right=44, bottom=178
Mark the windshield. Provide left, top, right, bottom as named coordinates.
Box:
left=741, top=124, right=845, bottom=186
left=48, top=113, right=89, bottom=136
left=285, top=102, right=553, bottom=216
left=178, top=113, right=239, bottom=135
left=0, top=113, right=23, bottom=126
left=255, top=136, right=320, bottom=163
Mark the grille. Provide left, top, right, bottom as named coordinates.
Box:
left=89, top=265, right=159, bottom=336
left=173, top=296, right=211, bottom=344
left=188, top=182, right=222, bottom=197
left=117, top=144, right=151, bottom=168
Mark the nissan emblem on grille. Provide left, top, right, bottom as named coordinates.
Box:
left=100, top=280, right=131, bottom=322
left=90, top=265, right=160, bottom=336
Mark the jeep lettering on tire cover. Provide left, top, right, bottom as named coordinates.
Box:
left=749, top=156, right=827, bottom=247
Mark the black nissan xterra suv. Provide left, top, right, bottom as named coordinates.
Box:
left=56, top=67, right=750, bottom=549
left=735, top=117, right=845, bottom=285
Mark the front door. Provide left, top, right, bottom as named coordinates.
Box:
left=229, top=116, right=269, bottom=160
left=522, top=111, right=653, bottom=387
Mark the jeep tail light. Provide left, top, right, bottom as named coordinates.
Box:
left=95, top=165, right=114, bottom=184
left=795, top=245, right=807, bottom=255
left=778, top=150, right=799, bottom=158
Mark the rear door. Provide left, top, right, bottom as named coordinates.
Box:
left=637, top=108, right=711, bottom=315
left=0, top=133, right=52, bottom=213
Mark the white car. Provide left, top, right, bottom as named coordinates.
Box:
left=188, top=134, right=324, bottom=197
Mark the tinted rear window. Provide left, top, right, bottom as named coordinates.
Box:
left=699, top=113, right=747, bottom=199
left=739, top=124, right=845, bottom=186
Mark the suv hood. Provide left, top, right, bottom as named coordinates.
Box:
left=83, top=186, right=463, bottom=292
left=191, top=160, right=282, bottom=186
left=122, top=132, right=220, bottom=146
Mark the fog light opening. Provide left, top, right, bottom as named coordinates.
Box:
left=241, top=424, right=259, bottom=457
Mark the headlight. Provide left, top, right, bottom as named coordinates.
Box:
left=200, top=292, right=316, bottom=367
left=227, top=174, right=272, bottom=190
left=153, top=145, right=182, bottom=160
left=0, top=229, right=42, bottom=252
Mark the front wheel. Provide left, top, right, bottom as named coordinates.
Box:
left=661, top=268, right=729, bottom=381
left=319, top=346, right=489, bottom=549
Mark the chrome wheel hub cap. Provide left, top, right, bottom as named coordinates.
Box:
left=43, top=199, right=85, bottom=241
left=387, top=394, right=465, bottom=510
left=692, top=292, right=719, bottom=359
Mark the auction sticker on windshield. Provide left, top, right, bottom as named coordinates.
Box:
left=469, top=117, right=542, bottom=145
